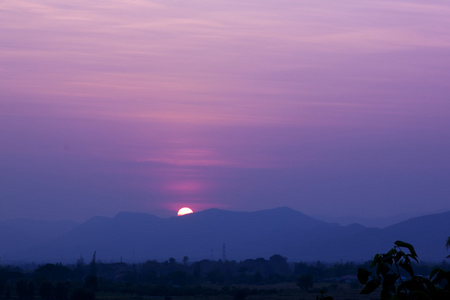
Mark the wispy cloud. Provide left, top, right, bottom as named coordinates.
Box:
left=1, top=0, right=450, bottom=219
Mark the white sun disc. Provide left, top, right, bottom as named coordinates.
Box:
left=177, top=207, right=194, bottom=216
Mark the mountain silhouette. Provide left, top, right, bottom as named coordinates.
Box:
left=0, top=218, right=78, bottom=257
left=2, top=208, right=449, bottom=263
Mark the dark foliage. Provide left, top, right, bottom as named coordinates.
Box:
left=0, top=248, right=448, bottom=299
left=358, top=240, right=450, bottom=300
left=70, top=287, right=95, bottom=300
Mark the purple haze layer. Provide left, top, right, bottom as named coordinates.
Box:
left=1, top=0, right=449, bottom=221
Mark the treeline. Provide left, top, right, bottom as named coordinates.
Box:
left=0, top=254, right=448, bottom=299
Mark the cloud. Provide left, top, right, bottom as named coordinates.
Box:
left=1, top=0, right=450, bottom=220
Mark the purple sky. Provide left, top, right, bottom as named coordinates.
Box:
left=1, top=0, right=450, bottom=222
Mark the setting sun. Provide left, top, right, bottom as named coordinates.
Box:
left=177, top=207, right=194, bottom=216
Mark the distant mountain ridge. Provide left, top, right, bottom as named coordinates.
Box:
left=0, top=218, right=79, bottom=256
left=1, top=208, right=449, bottom=263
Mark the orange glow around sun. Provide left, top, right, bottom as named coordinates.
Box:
left=177, top=207, right=194, bottom=216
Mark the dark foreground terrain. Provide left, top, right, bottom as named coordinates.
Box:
left=1, top=252, right=448, bottom=300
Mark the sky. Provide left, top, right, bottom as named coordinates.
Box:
left=1, top=0, right=450, bottom=223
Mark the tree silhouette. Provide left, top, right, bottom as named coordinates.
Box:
left=26, top=281, right=34, bottom=299
left=5, top=285, right=11, bottom=299
left=269, top=254, right=290, bottom=276
left=85, top=274, right=98, bottom=293
left=55, top=282, right=68, bottom=300
left=70, top=288, right=94, bottom=300
left=73, top=256, right=85, bottom=281
left=16, top=279, right=27, bottom=299
left=446, top=237, right=450, bottom=259
left=89, top=251, right=97, bottom=275
left=39, top=281, right=52, bottom=300
left=35, top=263, right=70, bottom=281
left=233, top=288, right=249, bottom=300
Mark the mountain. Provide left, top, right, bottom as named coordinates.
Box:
left=312, top=212, right=429, bottom=228
left=2, top=208, right=449, bottom=263
left=380, top=211, right=450, bottom=261
left=0, top=218, right=79, bottom=258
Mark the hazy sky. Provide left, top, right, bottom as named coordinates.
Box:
left=1, top=0, right=450, bottom=222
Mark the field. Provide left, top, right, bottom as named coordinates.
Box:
left=94, top=283, right=378, bottom=300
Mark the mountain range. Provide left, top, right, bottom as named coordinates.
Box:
left=1, top=207, right=449, bottom=264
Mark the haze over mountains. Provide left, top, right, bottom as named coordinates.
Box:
left=1, top=208, right=449, bottom=264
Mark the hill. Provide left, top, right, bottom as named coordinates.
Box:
left=2, top=208, right=449, bottom=263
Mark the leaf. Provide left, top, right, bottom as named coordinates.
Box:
left=398, top=277, right=428, bottom=294
left=430, top=268, right=446, bottom=284
left=399, top=261, right=414, bottom=277
left=386, top=249, right=397, bottom=256
left=360, top=279, right=381, bottom=294
left=406, top=253, right=419, bottom=263
left=394, top=251, right=404, bottom=263
left=371, top=254, right=380, bottom=268
left=403, top=256, right=411, bottom=266
left=411, top=290, right=430, bottom=299
left=383, top=250, right=395, bottom=264
left=358, top=268, right=371, bottom=284
left=397, top=281, right=410, bottom=294
left=394, top=241, right=418, bottom=257
left=376, top=262, right=391, bottom=276
left=383, top=273, right=399, bottom=289
left=381, top=289, right=392, bottom=300
left=430, top=268, right=441, bottom=279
